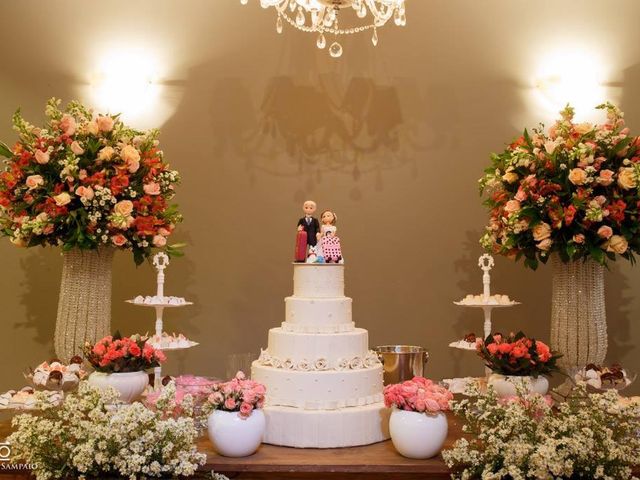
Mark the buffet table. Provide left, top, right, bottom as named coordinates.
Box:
left=0, top=415, right=459, bottom=479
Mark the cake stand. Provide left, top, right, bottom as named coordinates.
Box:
left=445, top=254, right=519, bottom=393
left=126, top=252, right=195, bottom=389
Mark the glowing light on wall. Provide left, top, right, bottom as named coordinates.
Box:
left=533, top=48, right=607, bottom=120
left=89, top=49, right=162, bottom=124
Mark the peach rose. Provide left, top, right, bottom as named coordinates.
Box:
left=75, top=186, right=94, bottom=201
left=158, top=227, right=171, bottom=236
left=114, top=200, right=134, bottom=216
left=59, top=114, right=76, bottom=136
left=97, top=146, right=115, bottom=162
left=617, top=167, right=636, bottom=190
left=532, top=222, right=551, bottom=241
left=25, top=175, right=44, bottom=190
left=34, top=149, right=50, bottom=165
left=78, top=169, right=88, bottom=181
left=568, top=168, right=587, bottom=186
left=87, top=120, right=99, bottom=136
left=152, top=235, right=167, bottom=247
left=96, top=115, right=114, bottom=132
left=597, top=225, right=613, bottom=239
left=53, top=192, right=72, bottom=207
left=504, top=200, right=521, bottom=215
left=70, top=141, right=84, bottom=155
left=597, top=169, right=615, bottom=186
left=573, top=233, right=585, bottom=244
left=111, top=234, right=127, bottom=247
left=574, top=122, right=593, bottom=135
left=143, top=182, right=161, bottom=196
left=537, top=238, right=553, bottom=251
left=502, top=172, right=518, bottom=184
left=120, top=145, right=140, bottom=173
left=606, top=235, right=628, bottom=254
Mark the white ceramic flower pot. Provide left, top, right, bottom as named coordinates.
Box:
left=488, top=374, right=549, bottom=398
left=389, top=409, right=448, bottom=459
left=87, top=371, right=149, bottom=403
left=207, top=409, right=265, bottom=457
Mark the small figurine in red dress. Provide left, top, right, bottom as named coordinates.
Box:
left=319, top=210, right=343, bottom=263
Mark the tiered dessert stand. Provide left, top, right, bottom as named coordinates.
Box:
left=445, top=254, right=519, bottom=393
left=126, top=252, right=195, bottom=389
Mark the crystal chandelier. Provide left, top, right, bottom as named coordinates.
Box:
left=241, top=0, right=407, bottom=58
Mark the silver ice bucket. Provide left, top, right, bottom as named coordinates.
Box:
left=374, top=345, right=429, bottom=385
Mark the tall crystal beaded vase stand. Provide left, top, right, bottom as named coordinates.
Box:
left=550, top=256, right=607, bottom=371
left=54, top=248, right=114, bottom=361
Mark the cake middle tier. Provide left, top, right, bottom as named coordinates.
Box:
left=251, top=361, right=384, bottom=410
left=283, top=296, right=353, bottom=333
left=263, top=327, right=371, bottom=366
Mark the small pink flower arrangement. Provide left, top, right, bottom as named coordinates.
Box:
left=83, top=332, right=166, bottom=373
left=383, top=377, right=453, bottom=414
left=207, top=371, right=266, bottom=418
left=476, top=331, right=562, bottom=377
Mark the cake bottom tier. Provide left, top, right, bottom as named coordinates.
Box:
left=261, top=402, right=390, bottom=448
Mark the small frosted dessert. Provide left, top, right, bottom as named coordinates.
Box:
left=132, top=295, right=188, bottom=306
left=575, top=363, right=633, bottom=390
left=27, top=356, right=86, bottom=391
left=456, top=294, right=516, bottom=305
left=147, top=332, right=198, bottom=350
left=0, top=386, right=63, bottom=410
left=449, top=333, right=480, bottom=350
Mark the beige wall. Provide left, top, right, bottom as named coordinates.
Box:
left=0, top=0, right=639, bottom=395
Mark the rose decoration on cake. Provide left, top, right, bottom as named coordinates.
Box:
left=0, top=98, right=183, bottom=265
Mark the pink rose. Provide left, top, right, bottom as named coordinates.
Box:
left=597, top=225, right=613, bottom=239
left=78, top=169, right=88, bottom=180
left=70, top=141, right=84, bottom=155
left=114, top=200, right=134, bottom=216
left=59, top=114, right=76, bottom=136
left=239, top=402, right=253, bottom=417
left=152, top=235, right=167, bottom=247
left=210, top=392, right=224, bottom=405
left=424, top=398, right=441, bottom=413
left=573, top=234, right=585, bottom=244
left=158, top=227, right=171, bottom=236
left=532, top=222, right=551, bottom=241
left=224, top=397, right=236, bottom=410
left=598, top=169, right=615, bottom=186
left=537, top=238, right=553, bottom=251
left=34, top=149, right=50, bottom=165
left=514, top=188, right=527, bottom=202
left=111, top=234, right=127, bottom=247
left=26, top=175, right=44, bottom=190
left=143, top=182, right=161, bottom=196
left=75, top=186, right=94, bottom=201
left=96, top=115, right=114, bottom=132
left=504, top=200, right=521, bottom=215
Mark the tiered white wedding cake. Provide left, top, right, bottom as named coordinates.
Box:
left=251, top=263, right=390, bottom=448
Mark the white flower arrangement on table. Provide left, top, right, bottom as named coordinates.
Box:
left=7, top=381, right=206, bottom=480
left=442, top=383, right=640, bottom=479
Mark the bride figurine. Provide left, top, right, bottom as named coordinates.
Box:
left=319, top=210, right=343, bottom=264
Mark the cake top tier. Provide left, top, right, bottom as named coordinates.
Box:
left=292, top=263, right=345, bottom=298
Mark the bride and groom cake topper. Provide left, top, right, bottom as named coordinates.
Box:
left=295, top=200, right=343, bottom=264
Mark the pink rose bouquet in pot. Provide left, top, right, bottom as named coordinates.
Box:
left=384, top=377, right=453, bottom=459
left=480, top=102, right=640, bottom=269
left=206, top=371, right=266, bottom=418
left=0, top=98, right=183, bottom=264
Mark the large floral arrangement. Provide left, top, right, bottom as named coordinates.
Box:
left=83, top=332, right=165, bottom=373
left=442, top=383, right=640, bottom=479
left=383, top=376, right=453, bottom=413
left=7, top=382, right=206, bottom=480
left=205, top=371, right=266, bottom=418
left=480, top=103, right=640, bottom=269
left=477, top=332, right=561, bottom=377
left=0, top=98, right=182, bottom=265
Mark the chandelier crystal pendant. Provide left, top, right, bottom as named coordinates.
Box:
left=242, top=0, right=407, bottom=58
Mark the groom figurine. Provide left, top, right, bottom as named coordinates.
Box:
left=295, top=200, right=320, bottom=262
